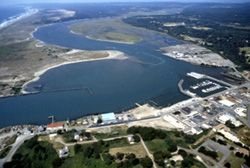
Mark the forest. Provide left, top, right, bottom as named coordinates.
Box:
left=123, top=3, right=250, bottom=70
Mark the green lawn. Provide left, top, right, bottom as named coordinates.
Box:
left=145, top=139, right=169, bottom=153
left=225, top=155, right=246, bottom=168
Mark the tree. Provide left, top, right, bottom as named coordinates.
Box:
left=52, top=158, right=62, bottom=168
left=116, top=152, right=124, bottom=160
left=83, top=146, right=94, bottom=158
left=178, top=149, right=188, bottom=157
left=168, top=144, right=177, bottom=152
left=140, top=156, right=153, bottom=168
left=224, top=162, right=231, bottom=168
left=217, top=139, right=227, bottom=145
left=74, top=144, right=82, bottom=154
left=133, top=135, right=140, bottom=142
left=170, top=160, right=175, bottom=166
left=102, top=153, right=114, bottom=165
left=235, top=152, right=244, bottom=158
left=97, top=118, right=103, bottom=124
left=57, top=129, right=63, bottom=134
left=127, top=126, right=140, bottom=134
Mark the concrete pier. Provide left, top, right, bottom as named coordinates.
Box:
left=178, top=79, right=197, bottom=98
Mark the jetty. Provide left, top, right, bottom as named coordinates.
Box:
left=0, top=87, right=95, bottom=99
left=178, top=79, right=197, bottom=98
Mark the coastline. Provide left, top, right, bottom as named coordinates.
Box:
left=0, top=8, right=39, bottom=30
left=21, top=50, right=127, bottom=94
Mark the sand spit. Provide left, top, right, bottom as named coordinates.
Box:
left=21, top=50, right=127, bottom=94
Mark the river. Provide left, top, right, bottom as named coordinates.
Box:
left=0, top=19, right=226, bottom=128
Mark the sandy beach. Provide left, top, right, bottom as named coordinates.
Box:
left=21, top=50, right=127, bottom=94
left=0, top=8, right=39, bottom=30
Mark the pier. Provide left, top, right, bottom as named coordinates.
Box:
left=1, top=87, right=94, bottom=99
left=204, top=75, right=234, bottom=87
left=178, top=79, right=197, bottom=98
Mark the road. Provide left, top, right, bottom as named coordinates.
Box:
left=54, top=134, right=133, bottom=146
left=0, top=134, right=34, bottom=167
left=178, top=147, right=223, bottom=168
left=139, top=135, right=157, bottom=168
left=200, top=140, right=231, bottom=165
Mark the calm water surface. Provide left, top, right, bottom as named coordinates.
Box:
left=0, top=19, right=226, bottom=127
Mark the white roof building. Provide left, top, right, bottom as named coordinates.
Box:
left=59, top=147, right=69, bottom=158
left=234, top=107, right=246, bottom=117
left=187, top=72, right=204, bottom=79
left=218, top=115, right=231, bottom=124
left=218, top=100, right=235, bottom=107
left=170, top=155, right=184, bottom=162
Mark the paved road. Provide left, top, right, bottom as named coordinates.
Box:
left=0, top=134, right=34, bottom=167
left=200, top=140, right=231, bottom=165
left=139, top=135, right=157, bottom=168
left=178, top=147, right=223, bottom=168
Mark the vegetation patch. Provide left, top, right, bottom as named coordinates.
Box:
left=69, top=19, right=144, bottom=44
left=3, top=136, right=60, bottom=168
left=0, top=146, right=12, bottom=159
left=109, top=144, right=147, bottom=158
left=124, top=4, right=250, bottom=70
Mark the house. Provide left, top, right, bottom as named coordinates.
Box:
left=220, top=130, right=240, bottom=143
left=59, top=147, right=69, bottom=158
left=46, top=122, right=64, bottom=132
left=49, top=133, right=57, bottom=140
left=74, top=132, right=80, bottom=140
left=23, top=127, right=32, bottom=135
left=191, top=126, right=203, bottom=134
left=128, top=136, right=134, bottom=143
left=218, top=115, right=231, bottom=124
left=234, top=107, right=247, bottom=117
left=213, top=123, right=240, bottom=143
left=213, top=124, right=230, bottom=132
left=170, top=155, right=184, bottom=162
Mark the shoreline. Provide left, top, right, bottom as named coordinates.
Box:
left=21, top=50, right=127, bottom=94
left=85, top=35, right=134, bottom=45
left=69, top=29, right=134, bottom=45
left=0, top=8, right=39, bottom=30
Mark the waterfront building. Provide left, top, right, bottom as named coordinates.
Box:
left=46, top=122, right=64, bottom=132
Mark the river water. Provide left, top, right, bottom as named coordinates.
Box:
left=0, top=19, right=226, bottom=128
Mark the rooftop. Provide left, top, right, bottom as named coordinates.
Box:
left=47, top=122, right=63, bottom=128
left=102, top=112, right=117, bottom=122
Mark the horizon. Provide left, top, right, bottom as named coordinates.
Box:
left=2, top=0, right=250, bottom=5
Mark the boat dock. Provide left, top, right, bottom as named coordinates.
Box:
left=178, top=79, right=197, bottom=98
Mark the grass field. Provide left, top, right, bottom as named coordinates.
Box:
left=38, top=135, right=64, bottom=151
left=240, top=47, right=250, bottom=53
left=109, top=143, right=147, bottom=158
left=145, top=139, right=169, bottom=153
left=224, top=155, right=246, bottom=168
